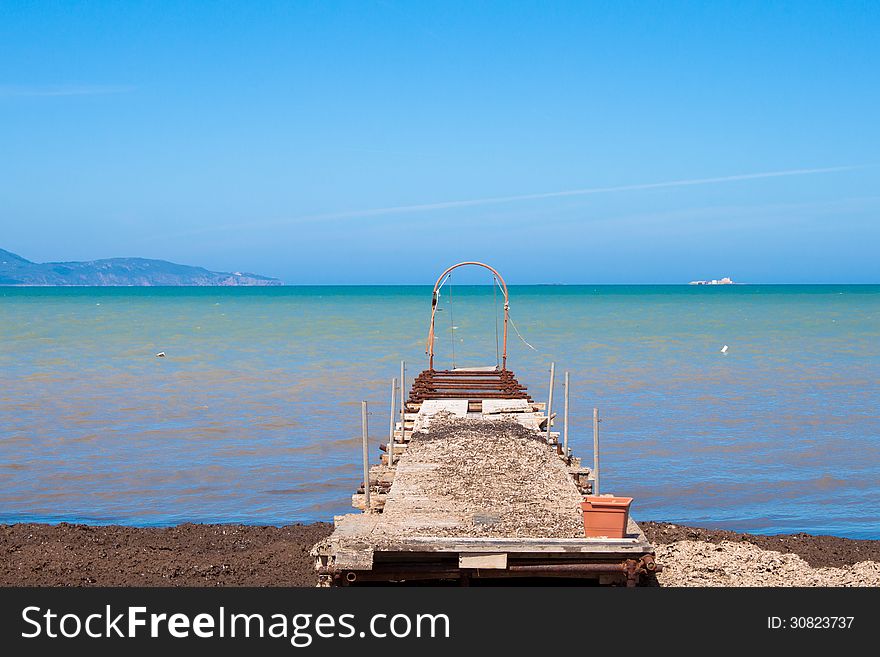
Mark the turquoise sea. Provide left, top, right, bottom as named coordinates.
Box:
left=1, top=285, right=878, bottom=538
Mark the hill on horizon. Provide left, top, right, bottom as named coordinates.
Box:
left=0, top=248, right=282, bottom=286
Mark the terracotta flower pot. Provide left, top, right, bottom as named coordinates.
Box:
left=580, top=496, right=633, bottom=538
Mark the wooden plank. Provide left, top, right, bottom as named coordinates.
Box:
left=326, top=515, right=650, bottom=556
left=416, top=399, right=469, bottom=416
left=333, top=547, right=374, bottom=570
left=352, top=493, right=387, bottom=510
left=459, top=553, right=508, bottom=569
left=372, top=535, right=649, bottom=554
left=412, top=399, right=469, bottom=432
left=481, top=398, right=533, bottom=414
left=331, top=513, right=380, bottom=535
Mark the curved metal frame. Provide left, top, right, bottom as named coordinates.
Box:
left=426, top=261, right=510, bottom=371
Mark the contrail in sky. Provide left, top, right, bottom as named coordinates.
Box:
left=315, top=165, right=861, bottom=217
left=159, top=165, right=861, bottom=238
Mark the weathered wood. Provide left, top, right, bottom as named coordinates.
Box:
left=317, top=366, right=655, bottom=585
left=352, top=493, right=387, bottom=511
left=481, top=398, right=533, bottom=414
left=374, top=535, right=646, bottom=554
left=409, top=392, right=531, bottom=399
left=416, top=399, right=469, bottom=415
left=459, top=553, right=508, bottom=569
left=321, top=518, right=648, bottom=555
left=332, top=547, right=374, bottom=571
left=367, top=467, right=395, bottom=485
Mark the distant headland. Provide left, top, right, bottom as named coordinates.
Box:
left=0, top=248, right=282, bottom=286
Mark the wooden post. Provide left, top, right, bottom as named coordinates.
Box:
left=563, top=371, right=570, bottom=459
left=362, top=401, right=371, bottom=513
left=546, top=362, right=555, bottom=443
left=399, top=361, right=406, bottom=443
left=593, top=407, right=600, bottom=495
left=388, top=377, right=397, bottom=466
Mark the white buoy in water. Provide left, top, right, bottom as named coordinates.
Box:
left=156, top=352, right=166, bottom=358
left=720, top=345, right=729, bottom=354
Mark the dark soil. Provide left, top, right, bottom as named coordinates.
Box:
left=0, top=522, right=332, bottom=587
left=641, top=521, right=880, bottom=568
left=2, top=521, right=876, bottom=586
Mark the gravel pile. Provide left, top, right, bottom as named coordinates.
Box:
left=642, top=521, right=880, bottom=568
left=394, top=416, right=585, bottom=538
left=654, top=540, right=880, bottom=587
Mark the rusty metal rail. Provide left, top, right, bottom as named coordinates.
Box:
left=408, top=369, right=533, bottom=404
left=326, top=555, right=660, bottom=587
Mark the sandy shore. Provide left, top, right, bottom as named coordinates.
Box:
left=1, top=521, right=877, bottom=586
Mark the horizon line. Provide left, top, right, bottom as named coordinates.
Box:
left=3, top=282, right=879, bottom=288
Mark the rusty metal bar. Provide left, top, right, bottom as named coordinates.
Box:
left=424, top=369, right=510, bottom=375
left=331, top=559, right=650, bottom=583
left=409, top=392, right=532, bottom=400
left=420, top=381, right=516, bottom=387
left=415, top=374, right=520, bottom=380
left=563, top=371, right=570, bottom=458
left=422, top=372, right=510, bottom=378
left=593, top=407, right=600, bottom=495
left=361, top=401, right=371, bottom=513
left=388, top=377, right=396, bottom=466
left=546, top=362, right=555, bottom=443
left=416, top=375, right=516, bottom=381
left=399, top=360, right=406, bottom=446
left=506, top=563, right=626, bottom=574
left=413, top=377, right=517, bottom=386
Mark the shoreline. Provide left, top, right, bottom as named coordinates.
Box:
left=2, top=521, right=878, bottom=587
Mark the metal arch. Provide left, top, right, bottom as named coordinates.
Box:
left=425, top=261, right=510, bottom=371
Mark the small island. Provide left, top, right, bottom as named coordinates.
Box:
left=0, top=248, right=282, bottom=286
left=689, top=276, right=735, bottom=285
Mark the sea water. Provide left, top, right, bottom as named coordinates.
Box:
left=1, top=285, right=878, bottom=538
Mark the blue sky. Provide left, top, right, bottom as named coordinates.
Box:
left=1, top=1, right=878, bottom=283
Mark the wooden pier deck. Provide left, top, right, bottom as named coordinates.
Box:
left=312, top=369, right=658, bottom=586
